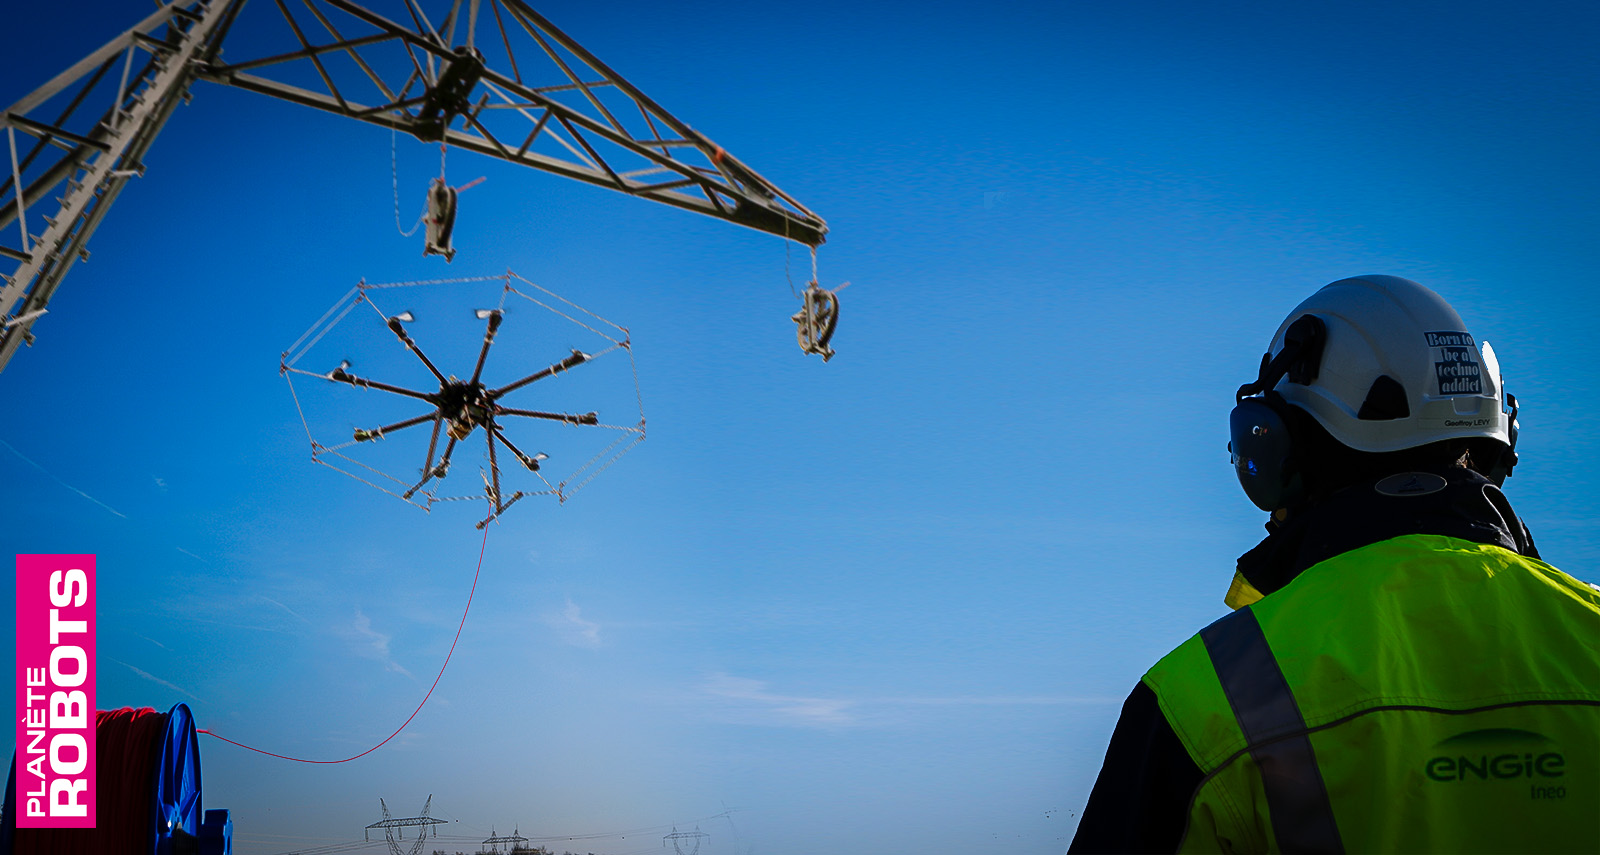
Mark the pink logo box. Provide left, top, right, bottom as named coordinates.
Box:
left=14, top=554, right=96, bottom=828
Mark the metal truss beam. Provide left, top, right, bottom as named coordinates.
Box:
left=0, top=0, right=240, bottom=371
left=196, top=0, right=826, bottom=245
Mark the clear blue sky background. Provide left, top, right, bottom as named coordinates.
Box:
left=4, top=1, right=1599, bottom=853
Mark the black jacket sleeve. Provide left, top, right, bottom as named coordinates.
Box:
left=1068, top=680, right=1204, bottom=854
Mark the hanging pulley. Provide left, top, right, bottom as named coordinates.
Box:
left=791, top=282, right=841, bottom=362
left=424, top=177, right=458, bottom=262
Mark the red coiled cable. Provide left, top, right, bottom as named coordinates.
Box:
left=198, top=524, right=488, bottom=763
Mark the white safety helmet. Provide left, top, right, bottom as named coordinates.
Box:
left=1229, top=275, right=1519, bottom=511
left=1269, top=275, right=1510, bottom=451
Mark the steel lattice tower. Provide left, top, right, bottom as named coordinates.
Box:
left=664, top=826, right=709, bottom=855
left=482, top=825, right=531, bottom=852
left=365, top=795, right=447, bottom=855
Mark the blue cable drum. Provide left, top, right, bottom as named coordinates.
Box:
left=150, top=703, right=202, bottom=855
left=0, top=703, right=230, bottom=855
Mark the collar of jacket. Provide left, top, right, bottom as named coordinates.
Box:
left=1226, top=466, right=1540, bottom=609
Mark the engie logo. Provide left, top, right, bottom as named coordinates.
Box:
left=1424, top=728, right=1568, bottom=800
left=14, top=555, right=97, bottom=827
left=1425, top=752, right=1565, bottom=780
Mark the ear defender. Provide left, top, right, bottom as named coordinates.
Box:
left=1229, top=315, right=1326, bottom=512
left=1486, top=393, right=1520, bottom=486
left=1230, top=395, right=1306, bottom=512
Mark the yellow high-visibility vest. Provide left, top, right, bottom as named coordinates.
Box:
left=1145, top=535, right=1600, bottom=854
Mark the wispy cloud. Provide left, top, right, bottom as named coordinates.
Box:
left=152, top=585, right=306, bottom=635
left=0, top=436, right=126, bottom=518
left=111, top=658, right=206, bottom=703
left=341, top=609, right=411, bottom=677
left=699, top=674, right=1121, bottom=729
left=544, top=598, right=602, bottom=648
left=873, top=695, right=1123, bottom=706
left=256, top=594, right=306, bottom=622
left=168, top=614, right=296, bottom=634
left=702, top=673, right=855, bottom=726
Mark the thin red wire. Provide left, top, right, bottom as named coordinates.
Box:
left=198, top=525, right=490, bottom=763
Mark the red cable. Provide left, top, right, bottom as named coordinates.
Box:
left=198, top=524, right=489, bottom=763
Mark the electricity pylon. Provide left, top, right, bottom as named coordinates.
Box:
left=0, top=0, right=827, bottom=372
left=483, top=825, right=531, bottom=852
left=365, top=795, right=447, bottom=855
left=665, top=826, right=709, bottom=855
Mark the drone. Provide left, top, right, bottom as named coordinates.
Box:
left=324, top=307, right=595, bottom=525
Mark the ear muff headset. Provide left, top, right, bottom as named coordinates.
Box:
left=1485, top=392, right=1520, bottom=487
left=1230, top=394, right=1304, bottom=512
left=1229, top=315, right=1326, bottom=512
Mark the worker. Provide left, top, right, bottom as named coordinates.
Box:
left=1068, top=275, right=1600, bottom=854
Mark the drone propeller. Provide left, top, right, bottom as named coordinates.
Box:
left=510, top=450, right=549, bottom=472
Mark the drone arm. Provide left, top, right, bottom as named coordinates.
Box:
left=328, top=367, right=436, bottom=403
left=485, top=423, right=503, bottom=502
left=402, top=434, right=458, bottom=499
left=386, top=317, right=450, bottom=385
left=466, top=310, right=502, bottom=387
left=353, top=411, right=437, bottom=442
left=417, top=414, right=444, bottom=477
left=475, top=489, right=525, bottom=530
left=495, top=407, right=597, bottom=426
left=489, top=425, right=542, bottom=470
left=489, top=349, right=588, bottom=398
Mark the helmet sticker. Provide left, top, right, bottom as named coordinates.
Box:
left=1427, top=331, right=1482, bottom=395
left=1374, top=471, right=1448, bottom=497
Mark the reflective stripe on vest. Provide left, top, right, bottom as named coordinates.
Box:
left=1200, top=607, right=1344, bottom=854
left=1149, top=537, right=1600, bottom=853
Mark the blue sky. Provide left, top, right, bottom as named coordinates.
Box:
left=4, top=1, right=1599, bottom=853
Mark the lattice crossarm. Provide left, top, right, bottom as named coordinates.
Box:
left=493, top=0, right=824, bottom=221
left=197, top=0, right=826, bottom=245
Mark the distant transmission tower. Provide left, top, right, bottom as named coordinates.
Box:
left=664, top=826, right=709, bottom=855
left=483, top=825, right=531, bottom=852
left=365, top=795, right=447, bottom=855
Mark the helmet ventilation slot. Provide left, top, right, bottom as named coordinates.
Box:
left=1357, top=374, right=1411, bottom=420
